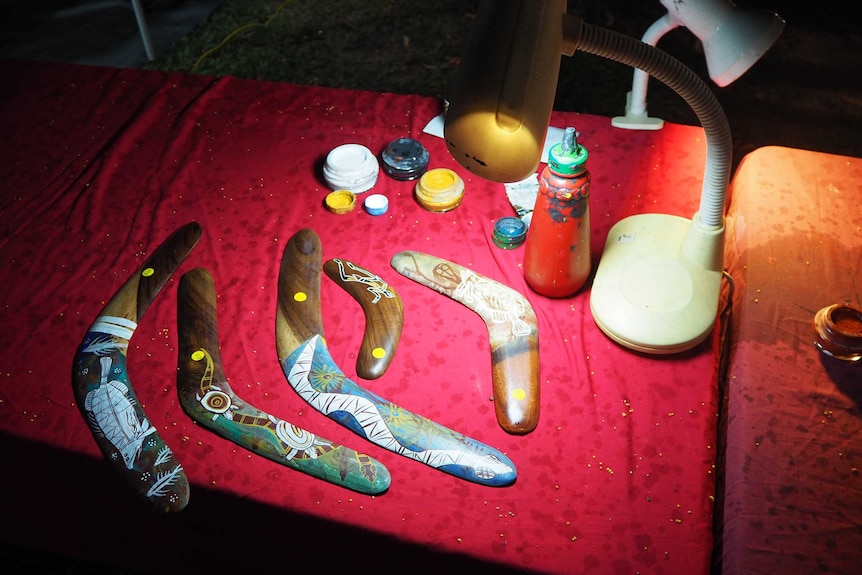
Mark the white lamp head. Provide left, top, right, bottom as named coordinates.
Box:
left=659, top=0, right=785, bottom=86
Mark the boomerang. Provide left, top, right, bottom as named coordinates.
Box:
left=276, top=229, right=516, bottom=487
left=72, top=222, right=201, bottom=512
left=176, top=267, right=390, bottom=495
left=391, top=251, right=540, bottom=435
left=323, top=258, right=404, bottom=380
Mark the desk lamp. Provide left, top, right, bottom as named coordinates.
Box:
left=445, top=0, right=734, bottom=353
left=612, top=0, right=784, bottom=130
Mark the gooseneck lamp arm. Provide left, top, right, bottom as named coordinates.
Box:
left=574, top=18, right=732, bottom=353
left=573, top=19, right=732, bottom=230
left=611, top=13, right=679, bottom=130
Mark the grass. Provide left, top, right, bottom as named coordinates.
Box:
left=149, top=0, right=479, bottom=98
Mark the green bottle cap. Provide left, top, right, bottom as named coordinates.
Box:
left=549, top=127, right=588, bottom=175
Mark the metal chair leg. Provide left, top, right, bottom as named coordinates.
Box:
left=129, top=0, right=155, bottom=61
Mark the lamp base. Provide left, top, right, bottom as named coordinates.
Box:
left=611, top=92, right=665, bottom=131
left=590, top=213, right=722, bottom=354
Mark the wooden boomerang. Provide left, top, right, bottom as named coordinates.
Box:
left=390, top=251, right=540, bottom=435
left=323, top=258, right=404, bottom=380
left=276, top=229, right=517, bottom=487
left=72, top=222, right=200, bottom=512
left=176, top=267, right=391, bottom=495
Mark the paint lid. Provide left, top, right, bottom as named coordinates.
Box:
left=492, top=217, right=528, bottom=249
left=324, top=189, right=356, bottom=214
left=323, top=143, right=379, bottom=193
left=415, top=168, right=465, bottom=212
left=381, top=137, right=430, bottom=180
left=364, top=193, right=389, bottom=216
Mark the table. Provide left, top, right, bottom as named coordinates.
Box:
left=720, top=146, right=862, bottom=574
left=0, top=58, right=718, bottom=574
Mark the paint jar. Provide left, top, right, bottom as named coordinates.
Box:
left=493, top=217, right=528, bottom=249
left=323, top=143, right=379, bottom=194
left=381, top=137, right=430, bottom=180
left=415, top=168, right=465, bottom=212
left=522, top=127, right=591, bottom=297
left=813, top=303, right=862, bottom=362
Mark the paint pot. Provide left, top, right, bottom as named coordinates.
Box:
left=324, top=189, right=356, bottom=214
left=813, top=302, right=862, bottom=362
left=493, top=217, right=528, bottom=249
left=415, top=168, right=465, bottom=212
left=323, top=143, right=379, bottom=194
left=364, top=193, right=389, bottom=216
left=381, top=137, right=430, bottom=180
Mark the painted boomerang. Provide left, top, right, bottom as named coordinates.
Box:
left=176, top=267, right=391, bottom=495
left=72, top=222, right=201, bottom=512
left=276, top=229, right=517, bottom=487
left=391, top=251, right=540, bottom=435
left=323, top=258, right=404, bottom=380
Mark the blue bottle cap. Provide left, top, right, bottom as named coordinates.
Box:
left=363, top=193, right=389, bottom=216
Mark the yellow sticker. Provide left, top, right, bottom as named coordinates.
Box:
left=191, top=350, right=205, bottom=362
left=372, top=347, right=386, bottom=359
left=294, top=292, right=307, bottom=302
left=512, top=388, right=527, bottom=401
left=142, top=267, right=155, bottom=277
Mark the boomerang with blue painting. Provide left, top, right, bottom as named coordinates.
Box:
left=72, top=222, right=201, bottom=512
left=176, top=267, right=390, bottom=495
left=275, top=229, right=517, bottom=487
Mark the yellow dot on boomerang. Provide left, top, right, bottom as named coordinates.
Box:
left=372, top=347, right=386, bottom=359
left=512, top=388, right=527, bottom=401
left=294, top=292, right=307, bottom=302
left=142, top=268, right=155, bottom=277
left=191, top=350, right=205, bottom=361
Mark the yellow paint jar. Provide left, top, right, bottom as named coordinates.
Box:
left=414, top=168, right=465, bottom=212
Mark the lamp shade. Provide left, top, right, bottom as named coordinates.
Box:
left=702, top=7, right=785, bottom=86
left=659, top=0, right=784, bottom=86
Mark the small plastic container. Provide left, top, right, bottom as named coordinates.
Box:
left=415, top=168, right=465, bottom=212
left=493, top=217, right=528, bottom=249
left=323, top=143, right=379, bottom=194
left=324, top=190, right=356, bottom=214
left=381, top=137, right=430, bottom=180
left=363, top=193, right=389, bottom=216
left=813, top=302, right=862, bottom=362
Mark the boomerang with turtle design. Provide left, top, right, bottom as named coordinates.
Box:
left=391, top=251, right=540, bottom=435
left=176, top=267, right=391, bottom=495
left=72, top=222, right=201, bottom=512
left=276, top=229, right=516, bottom=487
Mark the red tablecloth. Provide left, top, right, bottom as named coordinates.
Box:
left=720, top=146, right=862, bottom=574
left=0, top=59, right=718, bottom=574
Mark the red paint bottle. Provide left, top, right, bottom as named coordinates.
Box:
left=523, top=127, right=591, bottom=297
